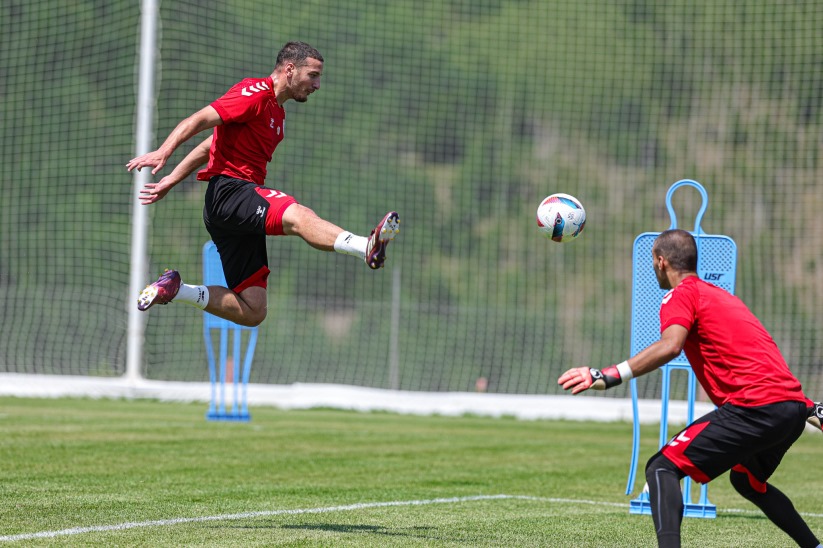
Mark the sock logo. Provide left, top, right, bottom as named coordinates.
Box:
left=344, top=234, right=353, bottom=243
left=198, top=289, right=205, bottom=303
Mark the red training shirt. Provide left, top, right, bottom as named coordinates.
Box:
left=197, top=76, right=285, bottom=186
left=659, top=276, right=810, bottom=408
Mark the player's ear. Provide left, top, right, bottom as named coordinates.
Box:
left=653, top=253, right=664, bottom=270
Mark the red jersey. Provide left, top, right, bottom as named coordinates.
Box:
left=659, top=276, right=810, bottom=408
left=197, top=77, right=285, bottom=186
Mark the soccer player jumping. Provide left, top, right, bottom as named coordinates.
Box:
left=558, top=229, right=822, bottom=548
left=126, top=41, right=399, bottom=327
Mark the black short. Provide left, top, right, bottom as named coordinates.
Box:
left=203, top=175, right=297, bottom=291
left=656, top=400, right=809, bottom=486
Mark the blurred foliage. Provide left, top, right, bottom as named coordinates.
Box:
left=1, top=0, right=821, bottom=397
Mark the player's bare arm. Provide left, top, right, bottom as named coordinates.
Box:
left=139, top=136, right=212, bottom=205
left=126, top=105, right=222, bottom=175
left=558, top=324, right=688, bottom=394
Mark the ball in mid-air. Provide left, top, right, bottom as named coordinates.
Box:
left=536, top=193, right=586, bottom=242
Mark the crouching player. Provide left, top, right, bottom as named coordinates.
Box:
left=558, top=229, right=822, bottom=548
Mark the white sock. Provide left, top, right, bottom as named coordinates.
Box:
left=334, top=231, right=367, bottom=259
left=176, top=284, right=209, bottom=310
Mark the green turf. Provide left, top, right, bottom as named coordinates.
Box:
left=0, top=397, right=820, bottom=546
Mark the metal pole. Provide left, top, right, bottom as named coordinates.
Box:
left=125, top=0, right=159, bottom=385
left=388, top=266, right=401, bottom=390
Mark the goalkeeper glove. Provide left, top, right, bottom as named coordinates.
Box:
left=808, top=402, right=823, bottom=432
left=589, top=365, right=624, bottom=390
left=558, top=364, right=629, bottom=395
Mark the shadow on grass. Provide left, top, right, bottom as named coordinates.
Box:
left=218, top=522, right=459, bottom=541
left=716, top=512, right=769, bottom=522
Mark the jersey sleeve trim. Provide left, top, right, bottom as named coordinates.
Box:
left=210, top=100, right=230, bottom=123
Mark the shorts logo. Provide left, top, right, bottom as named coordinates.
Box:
left=668, top=432, right=691, bottom=447
left=255, top=206, right=265, bottom=218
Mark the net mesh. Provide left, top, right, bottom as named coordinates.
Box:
left=2, top=0, right=822, bottom=400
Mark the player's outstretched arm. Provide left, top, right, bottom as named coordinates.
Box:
left=139, top=136, right=212, bottom=205
left=126, top=106, right=221, bottom=175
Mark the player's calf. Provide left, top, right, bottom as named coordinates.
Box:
left=645, top=453, right=685, bottom=548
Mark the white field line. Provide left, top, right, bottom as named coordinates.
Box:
left=1, top=494, right=821, bottom=542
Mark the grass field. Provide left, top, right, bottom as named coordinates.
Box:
left=0, top=397, right=821, bottom=547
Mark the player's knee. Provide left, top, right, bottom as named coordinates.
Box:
left=241, top=305, right=267, bottom=327
left=228, top=308, right=266, bottom=327
left=645, top=452, right=682, bottom=484
left=242, top=310, right=266, bottom=327
left=236, top=288, right=267, bottom=327
left=729, top=469, right=760, bottom=500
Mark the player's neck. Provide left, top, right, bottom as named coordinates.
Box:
left=670, top=271, right=697, bottom=288
left=270, top=73, right=291, bottom=106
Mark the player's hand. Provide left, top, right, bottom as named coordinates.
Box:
left=126, top=150, right=169, bottom=175
left=808, top=402, right=823, bottom=432
left=558, top=365, right=624, bottom=394
left=558, top=367, right=599, bottom=394
left=139, top=177, right=177, bottom=205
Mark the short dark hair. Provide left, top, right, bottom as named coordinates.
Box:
left=275, top=41, right=323, bottom=68
left=653, top=229, right=698, bottom=272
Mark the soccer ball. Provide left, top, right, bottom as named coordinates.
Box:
left=536, top=193, right=586, bottom=242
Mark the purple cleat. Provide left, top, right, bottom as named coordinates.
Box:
left=365, top=212, right=400, bottom=269
left=137, top=269, right=181, bottom=311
